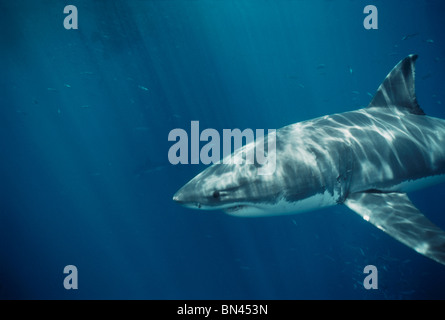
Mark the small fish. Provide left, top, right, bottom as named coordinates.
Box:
left=367, top=92, right=374, bottom=98
left=348, top=66, right=353, bottom=75
left=316, top=64, right=326, bottom=69
left=425, top=39, right=434, bottom=43
left=352, top=91, right=360, bottom=95
left=64, top=84, right=71, bottom=88
left=402, top=33, right=418, bottom=40
left=402, top=259, right=411, bottom=264
left=421, top=73, right=432, bottom=80
left=80, top=105, right=90, bottom=108
left=298, top=83, right=305, bottom=89
left=47, top=87, right=58, bottom=92
left=80, top=71, right=94, bottom=75
left=138, top=85, right=149, bottom=91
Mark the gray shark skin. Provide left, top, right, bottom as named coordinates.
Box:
left=173, top=55, right=445, bottom=265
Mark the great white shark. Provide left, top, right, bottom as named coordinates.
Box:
left=173, top=55, right=445, bottom=265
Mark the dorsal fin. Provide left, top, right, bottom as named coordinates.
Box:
left=368, top=54, right=425, bottom=115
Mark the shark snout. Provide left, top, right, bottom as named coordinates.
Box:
left=172, top=187, right=204, bottom=210
left=173, top=180, right=214, bottom=210
left=172, top=190, right=185, bottom=203
left=173, top=183, right=196, bottom=206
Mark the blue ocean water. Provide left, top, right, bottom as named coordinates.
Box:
left=1, top=0, right=445, bottom=299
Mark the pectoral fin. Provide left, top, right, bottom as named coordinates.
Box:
left=344, top=192, right=445, bottom=265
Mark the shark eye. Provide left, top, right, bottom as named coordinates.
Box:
left=212, top=191, right=220, bottom=199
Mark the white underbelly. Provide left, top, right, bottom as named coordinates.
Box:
left=225, top=190, right=338, bottom=217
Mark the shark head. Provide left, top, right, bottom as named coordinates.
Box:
left=173, top=161, right=274, bottom=216
left=172, top=130, right=337, bottom=217
left=173, top=131, right=290, bottom=216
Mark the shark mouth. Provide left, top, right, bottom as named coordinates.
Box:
left=223, top=205, right=250, bottom=213
left=222, top=204, right=272, bottom=217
